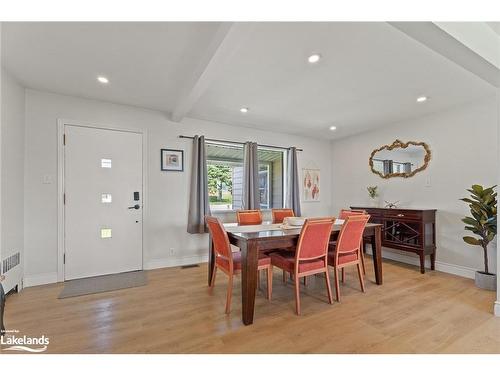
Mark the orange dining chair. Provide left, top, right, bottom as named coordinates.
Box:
left=271, top=208, right=296, bottom=282
left=270, top=217, right=335, bottom=315
left=206, top=216, right=273, bottom=314
left=271, top=208, right=295, bottom=224
left=335, top=209, right=367, bottom=275
left=236, top=210, right=263, bottom=226
left=338, top=209, right=366, bottom=220
left=328, top=214, right=370, bottom=302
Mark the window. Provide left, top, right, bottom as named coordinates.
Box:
left=101, top=193, right=112, bottom=203
left=206, top=142, right=285, bottom=211
left=101, top=158, right=112, bottom=168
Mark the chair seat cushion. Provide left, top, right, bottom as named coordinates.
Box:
left=270, top=251, right=326, bottom=273
left=216, top=251, right=271, bottom=271
left=328, top=250, right=358, bottom=265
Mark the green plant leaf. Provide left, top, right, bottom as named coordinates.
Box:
left=463, top=236, right=481, bottom=246
left=472, top=185, right=484, bottom=195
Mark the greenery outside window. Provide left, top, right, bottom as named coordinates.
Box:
left=206, top=142, right=285, bottom=211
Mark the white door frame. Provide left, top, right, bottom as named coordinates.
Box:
left=57, top=119, right=148, bottom=282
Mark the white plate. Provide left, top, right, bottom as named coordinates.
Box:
left=286, top=217, right=306, bottom=226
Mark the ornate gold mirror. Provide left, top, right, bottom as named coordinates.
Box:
left=369, top=140, right=431, bottom=179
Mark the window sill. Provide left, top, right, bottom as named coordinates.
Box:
left=210, top=208, right=274, bottom=214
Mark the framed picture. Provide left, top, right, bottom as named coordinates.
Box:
left=161, top=149, right=184, bottom=172
left=302, top=168, right=320, bottom=202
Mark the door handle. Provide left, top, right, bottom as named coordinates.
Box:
left=128, top=204, right=140, bottom=210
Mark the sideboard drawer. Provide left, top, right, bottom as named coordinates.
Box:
left=384, top=211, right=422, bottom=221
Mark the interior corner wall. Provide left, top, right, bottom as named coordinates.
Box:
left=1, top=68, right=25, bottom=292
left=23, top=89, right=333, bottom=286
left=331, top=97, right=498, bottom=278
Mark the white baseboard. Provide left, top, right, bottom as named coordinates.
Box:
left=494, top=301, right=500, bottom=317
left=367, top=248, right=476, bottom=279
left=23, top=272, right=58, bottom=287
left=145, top=254, right=208, bottom=270
left=434, top=260, right=476, bottom=279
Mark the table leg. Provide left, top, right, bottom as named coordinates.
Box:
left=371, top=226, right=383, bottom=285
left=208, top=234, right=214, bottom=286
left=241, top=239, right=258, bottom=325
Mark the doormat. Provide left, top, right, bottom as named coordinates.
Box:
left=58, top=271, right=147, bottom=299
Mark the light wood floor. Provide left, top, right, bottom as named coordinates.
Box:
left=3, top=257, right=500, bottom=353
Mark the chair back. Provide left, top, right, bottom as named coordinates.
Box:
left=295, top=217, right=335, bottom=261
left=272, top=208, right=295, bottom=224
left=205, top=216, right=233, bottom=260
left=339, top=209, right=367, bottom=220
left=335, top=214, right=370, bottom=255
left=236, top=210, right=263, bottom=225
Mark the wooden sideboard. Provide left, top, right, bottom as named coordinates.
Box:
left=351, top=207, right=436, bottom=274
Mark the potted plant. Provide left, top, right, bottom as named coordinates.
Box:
left=460, top=184, right=497, bottom=291
left=367, top=186, right=379, bottom=207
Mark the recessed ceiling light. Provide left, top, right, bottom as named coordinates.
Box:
left=240, top=107, right=249, bottom=113
left=308, top=53, right=321, bottom=64
left=329, top=126, right=337, bottom=131
left=97, top=76, right=109, bottom=84
left=416, top=96, right=428, bottom=103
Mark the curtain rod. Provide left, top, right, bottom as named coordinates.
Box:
left=178, top=135, right=303, bottom=152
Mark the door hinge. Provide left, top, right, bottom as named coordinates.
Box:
left=63, top=133, right=66, bottom=145
left=63, top=193, right=66, bottom=205
left=63, top=253, right=66, bottom=264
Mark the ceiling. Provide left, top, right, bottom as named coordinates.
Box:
left=2, top=22, right=496, bottom=140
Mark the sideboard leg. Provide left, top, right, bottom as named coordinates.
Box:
left=419, top=253, right=425, bottom=274
left=430, top=252, right=436, bottom=271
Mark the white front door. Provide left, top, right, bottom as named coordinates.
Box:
left=64, top=124, right=143, bottom=280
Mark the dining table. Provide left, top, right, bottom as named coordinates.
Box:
left=207, top=221, right=383, bottom=325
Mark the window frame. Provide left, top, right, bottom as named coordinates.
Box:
left=205, top=142, right=287, bottom=213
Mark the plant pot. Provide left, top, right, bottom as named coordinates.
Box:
left=474, top=271, right=497, bottom=291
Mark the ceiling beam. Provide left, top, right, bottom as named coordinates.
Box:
left=171, top=22, right=255, bottom=122
left=389, top=22, right=500, bottom=88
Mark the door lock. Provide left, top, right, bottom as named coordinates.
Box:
left=128, top=204, right=140, bottom=210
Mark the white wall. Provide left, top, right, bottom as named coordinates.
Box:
left=1, top=68, right=25, bottom=292
left=23, top=89, right=333, bottom=285
left=331, top=98, right=498, bottom=277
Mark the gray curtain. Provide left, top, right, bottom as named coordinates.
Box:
left=383, top=160, right=393, bottom=175
left=187, top=136, right=211, bottom=234
left=242, top=142, right=260, bottom=209
left=285, top=147, right=301, bottom=216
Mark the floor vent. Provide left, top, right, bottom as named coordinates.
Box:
left=181, top=264, right=200, bottom=269
left=2, top=252, right=20, bottom=274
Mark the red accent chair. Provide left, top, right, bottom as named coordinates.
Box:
left=206, top=216, right=273, bottom=314
left=271, top=208, right=295, bottom=224
left=270, top=217, right=335, bottom=315
left=236, top=210, right=263, bottom=226
left=328, top=214, right=370, bottom=302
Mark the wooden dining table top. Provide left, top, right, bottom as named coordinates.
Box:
left=224, top=221, right=382, bottom=240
